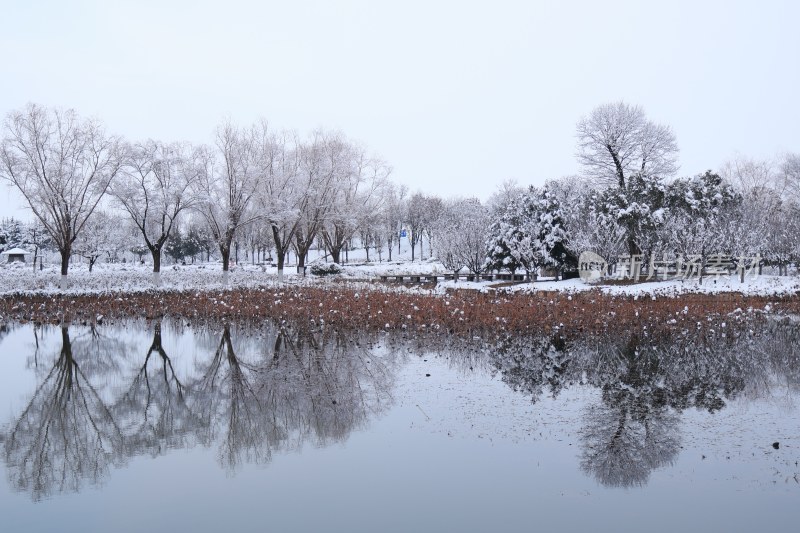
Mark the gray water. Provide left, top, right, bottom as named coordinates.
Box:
left=0, top=318, right=798, bottom=532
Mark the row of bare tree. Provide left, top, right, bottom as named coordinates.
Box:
left=1, top=104, right=418, bottom=285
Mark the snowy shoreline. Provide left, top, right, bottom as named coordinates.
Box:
left=2, top=261, right=799, bottom=335
left=1, top=260, right=799, bottom=299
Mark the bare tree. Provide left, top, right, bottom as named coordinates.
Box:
left=486, top=179, right=525, bottom=217
left=780, top=152, right=800, bottom=202
left=0, top=104, right=122, bottom=288
left=111, top=140, right=200, bottom=285
left=720, top=153, right=780, bottom=194
left=257, top=130, right=302, bottom=281
left=321, top=145, right=391, bottom=264
left=73, top=210, right=124, bottom=272
left=432, top=197, right=491, bottom=277
left=405, top=192, right=443, bottom=261
left=381, top=183, right=408, bottom=260
left=293, top=130, right=347, bottom=273
left=194, top=120, right=266, bottom=281
left=576, top=102, right=678, bottom=189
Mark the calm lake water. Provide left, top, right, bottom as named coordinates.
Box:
left=0, top=317, right=798, bottom=532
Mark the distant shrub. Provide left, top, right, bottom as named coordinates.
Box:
left=310, top=262, right=342, bottom=276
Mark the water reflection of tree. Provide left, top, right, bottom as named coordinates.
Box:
left=191, top=324, right=278, bottom=470
left=579, top=334, right=680, bottom=487
left=3, top=326, right=125, bottom=500
left=2, top=320, right=398, bottom=497
left=190, top=323, right=395, bottom=472
left=6, top=315, right=797, bottom=497
left=491, top=333, right=574, bottom=399
left=113, top=321, right=201, bottom=457
left=486, top=321, right=800, bottom=488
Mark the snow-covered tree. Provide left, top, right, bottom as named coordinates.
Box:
left=484, top=192, right=540, bottom=278
left=484, top=183, right=575, bottom=280
left=0, top=217, right=26, bottom=252
left=662, top=171, right=741, bottom=281
left=0, top=104, right=122, bottom=287
left=293, top=130, right=349, bottom=273
left=405, top=193, right=443, bottom=261
left=24, top=220, right=54, bottom=271
left=577, top=102, right=679, bottom=189
left=257, top=130, right=302, bottom=280
left=321, top=143, right=391, bottom=264
left=73, top=210, right=123, bottom=272
left=780, top=152, right=800, bottom=203
left=536, top=184, right=575, bottom=275
left=432, top=198, right=491, bottom=277
left=194, top=120, right=266, bottom=280
left=486, top=179, right=525, bottom=217
left=380, top=183, right=408, bottom=260
left=589, top=172, right=670, bottom=258
left=111, top=140, right=201, bottom=284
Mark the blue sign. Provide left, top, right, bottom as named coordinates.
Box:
left=400, top=229, right=407, bottom=238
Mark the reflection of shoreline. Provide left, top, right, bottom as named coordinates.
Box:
left=2, top=315, right=799, bottom=498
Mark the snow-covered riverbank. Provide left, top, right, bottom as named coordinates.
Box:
left=1, top=259, right=799, bottom=298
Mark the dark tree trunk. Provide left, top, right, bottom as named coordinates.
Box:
left=627, top=232, right=640, bottom=257
left=220, top=244, right=231, bottom=271
left=151, top=248, right=162, bottom=273
left=60, top=248, right=70, bottom=276
left=276, top=250, right=285, bottom=272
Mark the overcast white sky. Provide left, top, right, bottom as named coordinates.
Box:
left=2, top=0, right=799, bottom=220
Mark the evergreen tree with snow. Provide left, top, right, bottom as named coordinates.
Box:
left=0, top=217, right=27, bottom=252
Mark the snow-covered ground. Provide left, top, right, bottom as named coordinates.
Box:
left=1, top=256, right=799, bottom=298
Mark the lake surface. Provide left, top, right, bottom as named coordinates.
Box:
left=0, top=317, right=798, bottom=532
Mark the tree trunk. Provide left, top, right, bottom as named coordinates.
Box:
left=220, top=240, right=232, bottom=271
left=60, top=248, right=70, bottom=276
left=151, top=248, right=162, bottom=273
left=276, top=251, right=285, bottom=282
left=626, top=232, right=639, bottom=257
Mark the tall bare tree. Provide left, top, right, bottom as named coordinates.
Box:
left=194, top=120, right=266, bottom=281
left=321, top=144, right=391, bottom=264
left=576, top=102, right=678, bottom=189
left=111, top=140, right=201, bottom=284
left=293, top=130, right=346, bottom=272
left=0, top=104, right=122, bottom=288
left=257, top=130, right=303, bottom=281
